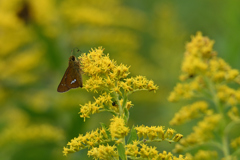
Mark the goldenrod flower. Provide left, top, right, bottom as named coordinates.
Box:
left=80, top=47, right=130, bottom=92
left=182, top=114, right=221, bottom=147
left=186, top=150, right=218, bottom=160
left=164, top=128, right=175, bottom=139
left=170, top=101, right=210, bottom=125
left=87, top=144, right=118, bottom=160
left=125, top=142, right=188, bottom=160
left=125, top=140, right=139, bottom=157
left=231, top=137, right=240, bottom=149
left=64, top=47, right=183, bottom=159
left=134, top=125, right=182, bottom=143
left=170, top=32, right=239, bottom=102
left=217, top=85, right=240, bottom=106
left=79, top=48, right=158, bottom=93
left=63, top=128, right=111, bottom=156
left=227, top=106, right=239, bottom=121
left=78, top=47, right=158, bottom=121
left=79, top=102, right=95, bottom=121
left=172, top=134, right=184, bottom=142
left=139, top=144, right=158, bottom=158
left=169, top=32, right=240, bottom=159
left=173, top=114, right=223, bottom=152
left=109, top=116, right=129, bottom=139
left=168, top=81, right=201, bottom=102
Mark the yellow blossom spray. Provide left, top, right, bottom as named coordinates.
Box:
left=63, top=47, right=186, bottom=160
left=169, top=32, right=240, bottom=160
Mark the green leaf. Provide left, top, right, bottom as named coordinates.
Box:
left=127, top=126, right=138, bottom=144
left=124, top=107, right=129, bottom=120
left=117, top=143, right=126, bottom=160
left=100, top=122, right=107, bottom=129
left=100, top=122, right=111, bottom=138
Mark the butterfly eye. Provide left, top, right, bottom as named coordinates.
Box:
left=71, top=56, right=75, bottom=61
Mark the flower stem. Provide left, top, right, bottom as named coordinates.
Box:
left=206, top=78, right=230, bottom=159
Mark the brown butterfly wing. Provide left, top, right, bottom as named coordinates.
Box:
left=57, top=55, right=83, bottom=93
left=57, top=66, right=83, bottom=93
left=57, top=67, right=71, bottom=92
left=65, top=66, right=82, bottom=89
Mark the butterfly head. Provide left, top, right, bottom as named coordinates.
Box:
left=69, top=55, right=76, bottom=62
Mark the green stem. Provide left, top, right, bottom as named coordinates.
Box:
left=127, top=89, right=149, bottom=95
left=206, top=78, right=230, bottom=159
left=122, top=93, right=128, bottom=110
left=222, top=135, right=230, bottom=160
left=225, top=119, right=240, bottom=134
left=112, top=90, right=128, bottom=159
left=121, top=93, right=129, bottom=160
left=123, top=137, right=127, bottom=160
left=112, top=91, right=123, bottom=116
left=122, top=93, right=129, bottom=122
left=206, top=78, right=221, bottom=112
left=99, top=109, right=118, bottom=116
left=225, top=120, right=240, bottom=158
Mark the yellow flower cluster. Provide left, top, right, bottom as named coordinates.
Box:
left=181, top=31, right=239, bottom=82
left=170, top=101, right=210, bottom=125
left=79, top=92, right=112, bottom=121
left=227, top=106, right=240, bottom=121
left=122, top=76, right=158, bottom=93
left=208, top=58, right=239, bottom=82
left=125, top=143, right=187, bottom=160
left=186, top=150, right=218, bottom=160
left=63, top=128, right=110, bottom=156
left=169, top=32, right=240, bottom=102
left=169, top=32, right=240, bottom=159
left=180, top=31, right=215, bottom=78
left=63, top=120, right=184, bottom=158
left=190, top=114, right=222, bottom=141
left=88, top=144, right=118, bottom=160
left=125, top=140, right=139, bottom=157
left=79, top=47, right=158, bottom=94
left=139, top=144, right=166, bottom=159
left=85, top=141, right=189, bottom=160
left=174, top=114, right=222, bottom=152
left=168, top=77, right=202, bottom=102
left=217, top=85, right=240, bottom=106
left=78, top=92, right=134, bottom=121
left=135, top=125, right=183, bottom=142
left=64, top=47, right=181, bottom=159
left=78, top=47, right=158, bottom=121
left=231, top=136, right=240, bottom=149
left=80, top=47, right=128, bottom=92
left=109, top=116, right=129, bottom=139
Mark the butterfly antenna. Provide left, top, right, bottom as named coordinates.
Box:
left=71, top=47, right=82, bottom=56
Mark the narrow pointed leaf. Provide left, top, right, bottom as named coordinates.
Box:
left=117, top=143, right=126, bottom=160
left=100, top=122, right=111, bottom=138
left=127, top=126, right=138, bottom=144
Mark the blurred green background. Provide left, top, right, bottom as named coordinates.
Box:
left=0, top=0, right=239, bottom=159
